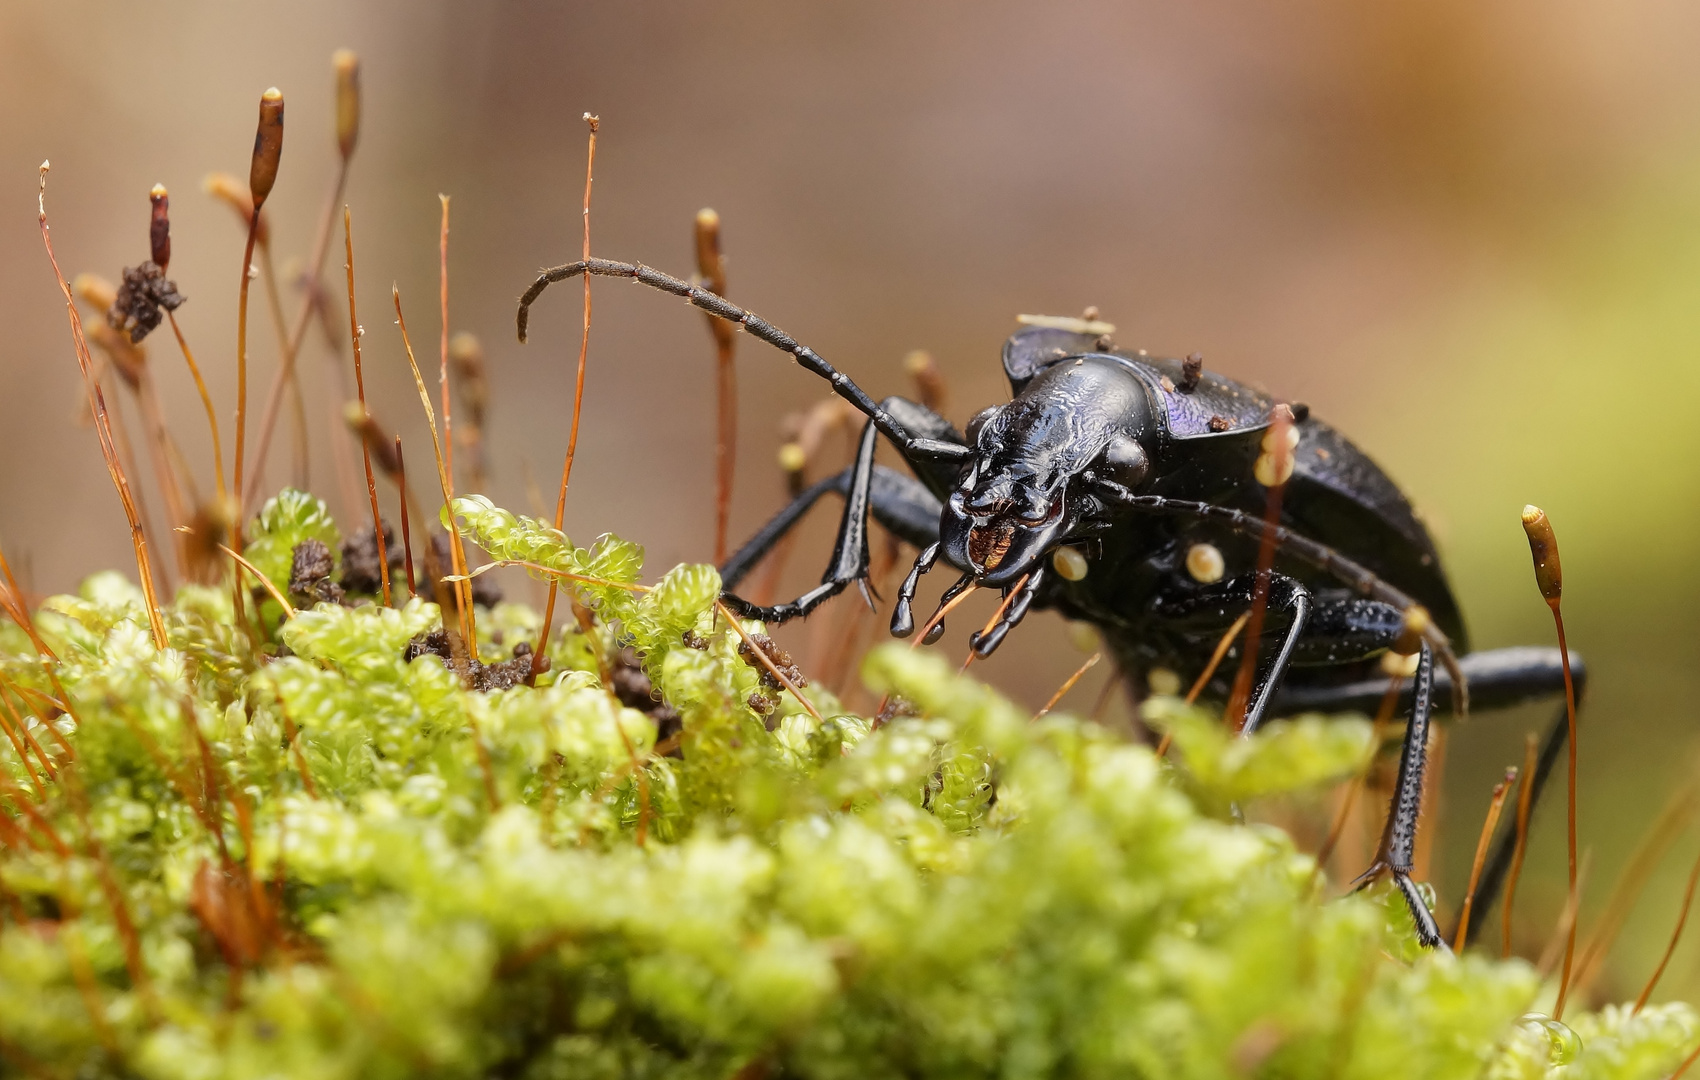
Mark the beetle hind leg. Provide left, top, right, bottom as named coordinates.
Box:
left=1351, top=641, right=1447, bottom=949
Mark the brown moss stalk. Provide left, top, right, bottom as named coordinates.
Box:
left=1454, top=767, right=1518, bottom=952
left=1035, top=652, right=1102, bottom=718
left=37, top=164, right=168, bottom=649
left=1503, top=730, right=1540, bottom=957
left=531, top=114, right=599, bottom=681
left=1524, top=505, right=1582, bottom=1018
left=235, top=88, right=285, bottom=520
left=395, top=436, right=417, bottom=598
left=392, top=287, right=475, bottom=652
left=247, top=51, right=362, bottom=514
left=1226, top=403, right=1296, bottom=730
left=342, top=207, right=391, bottom=607
left=694, top=208, right=736, bottom=564
left=1634, top=841, right=1700, bottom=1013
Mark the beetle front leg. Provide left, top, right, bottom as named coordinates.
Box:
left=721, top=418, right=881, bottom=624
left=970, top=567, right=1046, bottom=657
left=1352, top=642, right=1446, bottom=949
left=890, top=542, right=941, bottom=638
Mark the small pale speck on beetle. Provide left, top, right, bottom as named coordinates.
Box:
left=1052, top=546, right=1089, bottom=581
left=1186, top=543, right=1225, bottom=584
left=1381, top=650, right=1420, bottom=677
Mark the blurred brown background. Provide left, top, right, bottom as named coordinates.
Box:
left=2, top=0, right=1698, bottom=1002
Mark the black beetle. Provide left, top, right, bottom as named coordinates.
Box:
left=518, top=258, right=1581, bottom=948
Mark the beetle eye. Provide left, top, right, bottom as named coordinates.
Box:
left=965, top=405, right=1001, bottom=445
left=1096, top=436, right=1149, bottom=489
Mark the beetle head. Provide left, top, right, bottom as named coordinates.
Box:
left=941, top=356, right=1154, bottom=587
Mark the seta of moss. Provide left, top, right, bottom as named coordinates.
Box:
left=0, top=491, right=1693, bottom=1079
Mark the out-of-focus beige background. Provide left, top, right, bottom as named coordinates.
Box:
left=2, top=1, right=1698, bottom=1001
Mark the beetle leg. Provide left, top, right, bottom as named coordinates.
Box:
left=1351, top=642, right=1446, bottom=949
left=970, top=567, right=1047, bottom=657
left=1240, top=580, right=1312, bottom=735
left=721, top=419, right=881, bottom=624
left=917, top=573, right=976, bottom=646
left=720, top=468, right=942, bottom=594
left=1147, top=572, right=1312, bottom=734
left=890, top=542, right=942, bottom=638
left=1093, top=483, right=1467, bottom=713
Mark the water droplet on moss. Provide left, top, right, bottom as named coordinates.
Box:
left=1518, top=1013, right=1582, bottom=1065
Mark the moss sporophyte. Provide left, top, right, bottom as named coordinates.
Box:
left=0, top=488, right=1685, bottom=1079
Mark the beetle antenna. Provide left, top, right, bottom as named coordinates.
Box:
left=518, top=258, right=971, bottom=466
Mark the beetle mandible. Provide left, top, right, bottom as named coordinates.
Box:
left=517, top=257, right=1582, bottom=949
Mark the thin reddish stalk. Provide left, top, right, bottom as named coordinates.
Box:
left=0, top=690, right=47, bottom=797
left=391, top=288, right=475, bottom=650
left=1035, top=652, right=1101, bottom=718
left=396, top=437, right=417, bottom=597
left=37, top=165, right=168, bottom=648
left=1634, top=843, right=1700, bottom=1013
left=219, top=544, right=297, bottom=618
left=1504, top=731, right=1540, bottom=957
left=234, top=219, right=258, bottom=523
left=531, top=114, right=599, bottom=680
left=0, top=769, right=68, bottom=856
left=1226, top=406, right=1294, bottom=730
left=279, top=708, right=320, bottom=799
left=440, top=195, right=454, bottom=488
left=1551, top=605, right=1581, bottom=1019
left=247, top=160, right=350, bottom=512
left=342, top=207, right=391, bottom=607
left=0, top=677, right=57, bottom=784
left=167, top=311, right=227, bottom=501
left=259, top=242, right=310, bottom=490
left=1155, top=609, right=1252, bottom=759
left=1314, top=676, right=1401, bottom=873
left=695, top=208, right=735, bottom=563
left=716, top=600, right=823, bottom=723
left=1454, top=767, right=1518, bottom=952
left=1570, top=786, right=1695, bottom=996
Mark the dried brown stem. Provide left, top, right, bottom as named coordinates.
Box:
left=1226, top=404, right=1295, bottom=730
left=37, top=164, right=168, bottom=648
left=1634, top=840, right=1700, bottom=1013
left=695, top=207, right=736, bottom=564
left=392, top=287, right=476, bottom=651
left=1504, top=731, right=1540, bottom=957
left=167, top=311, right=227, bottom=502
left=1313, top=676, right=1401, bottom=874
left=396, top=437, right=417, bottom=597
left=1454, top=767, right=1518, bottom=952
left=1154, top=609, right=1251, bottom=760
left=1570, top=785, right=1696, bottom=997
left=716, top=600, right=822, bottom=723
left=1035, top=652, right=1102, bottom=718
left=342, top=207, right=391, bottom=607
left=531, top=114, right=599, bottom=680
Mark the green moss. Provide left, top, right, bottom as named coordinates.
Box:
left=0, top=491, right=1691, bottom=1079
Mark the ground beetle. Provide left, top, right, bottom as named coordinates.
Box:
left=518, top=257, right=1582, bottom=948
